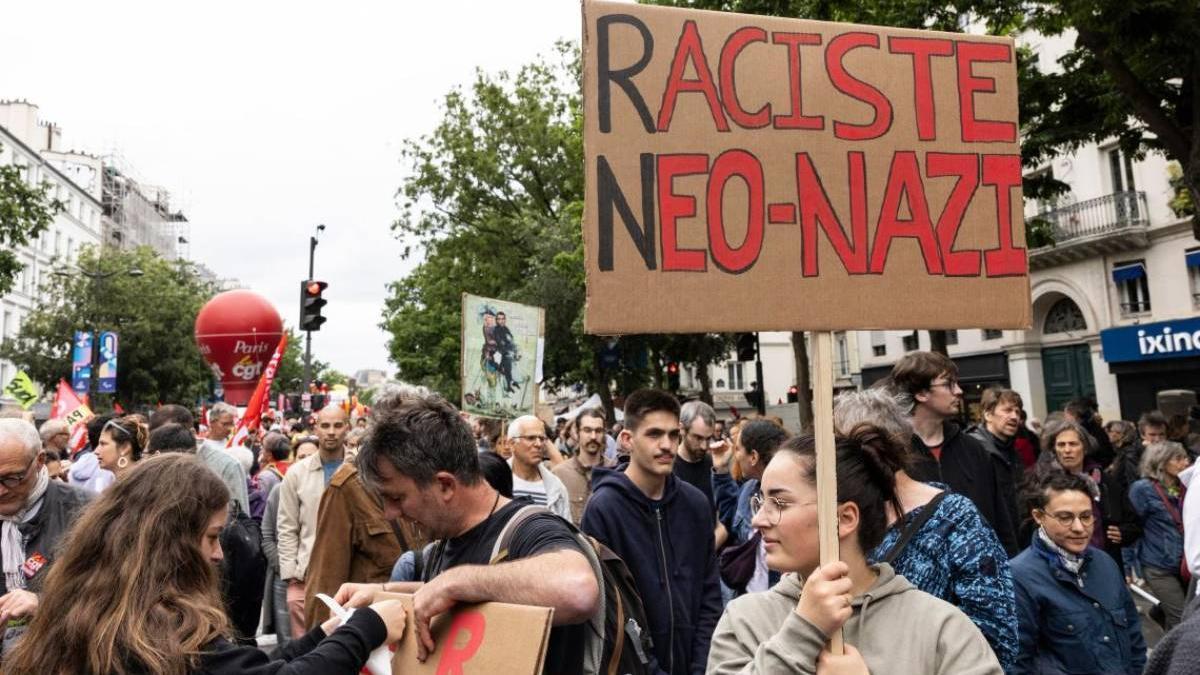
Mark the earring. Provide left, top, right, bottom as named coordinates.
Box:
left=117, top=456, right=129, bottom=469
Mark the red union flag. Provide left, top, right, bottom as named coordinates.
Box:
left=227, top=333, right=287, bottom=448
left=52, top=380, right=93, bottom=453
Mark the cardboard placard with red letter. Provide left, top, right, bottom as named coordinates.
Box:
left=385, top=594, right=553, bottom=675
left=582, top=0, right=1030, bottom=333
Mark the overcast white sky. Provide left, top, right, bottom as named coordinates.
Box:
left=0, top=0, right=584, bottom=377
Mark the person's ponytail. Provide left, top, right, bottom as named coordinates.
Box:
left=835, top=424, right=906, bottom=553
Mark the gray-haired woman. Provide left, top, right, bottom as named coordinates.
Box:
left=1130, top=441, right=1192, bottom=630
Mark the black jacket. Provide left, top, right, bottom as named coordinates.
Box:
left=909, top=422, right=1019, bottom=557
left=582, top=466, right=722, bottom=675
left=194, top=607, right=385, bottom=674
left=1101, top=444, right=1145, bottom=563
left=966, top=424, right=1022, bottom=550
left=2, top=480, right=92, bottom=595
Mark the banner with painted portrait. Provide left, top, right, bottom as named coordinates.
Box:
left=460, top=294, right=544, bottom=419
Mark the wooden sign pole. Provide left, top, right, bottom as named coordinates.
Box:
left=812, top=331, right=843, bottom=654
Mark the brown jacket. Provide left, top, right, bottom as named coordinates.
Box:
left=551, top=454, right=614, bottom=526
left=302, top=461, right=429, bottom=627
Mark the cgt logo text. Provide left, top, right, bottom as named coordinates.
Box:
left=232, top=356, right=263, bottom=381
left=1138, top=327, right=1200, bottom=356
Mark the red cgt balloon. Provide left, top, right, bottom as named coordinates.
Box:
left=194, top=290, right=284, bottom=405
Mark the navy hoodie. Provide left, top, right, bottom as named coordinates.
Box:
left=581, top=465, right=722, bottom=675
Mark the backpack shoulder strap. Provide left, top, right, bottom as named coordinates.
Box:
left=882, top=491, right=948, bottom=564
left=489, top=504, right=549, bottom=564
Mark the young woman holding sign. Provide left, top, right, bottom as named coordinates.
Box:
left=706, top=427, right=1002, bottom=675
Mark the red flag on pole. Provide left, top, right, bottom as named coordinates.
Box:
left=52, top=380, right=93, bottom=454
left=228, top=333, right=287, bottom=448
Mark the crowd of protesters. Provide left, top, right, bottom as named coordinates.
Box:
left=0, top=351, right=1199, bottom=672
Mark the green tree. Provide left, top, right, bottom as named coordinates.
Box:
left=0, top=145, right=64, bottom=295
left=0, top=246, right=216, bottom=408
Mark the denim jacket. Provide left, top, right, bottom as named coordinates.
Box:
left=1128, top=478, right=1184, bottom=572
left=1011, top=533, right=1145, bottom=674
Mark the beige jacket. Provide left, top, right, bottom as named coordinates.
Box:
left=551, top=454, right=614, bottom=526
left=277, top=452, right=333, bottom=581
left=707, top=564, right=1003, bottom=675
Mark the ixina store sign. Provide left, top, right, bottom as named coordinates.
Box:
left=582, top=1, right=1032, bottom=334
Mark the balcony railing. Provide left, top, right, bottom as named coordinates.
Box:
left=1031, top=191, right=1149, bottom=247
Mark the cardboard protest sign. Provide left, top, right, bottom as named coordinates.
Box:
left=582, top=0, right=1031, bottom=334
left=461, top=294, right=545, bottom=419
left=384, top=593, right=553, bottom=675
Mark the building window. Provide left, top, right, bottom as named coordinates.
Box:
left=870, top=331, right=886, bottom=357
left=1112, top=260, right=1151, bottom=314
left=54, top=231, right=62, bottom=257
left=1188, top=249, right=1200, bottom=308
left=902, top=331, right=919, bottom=352
left=945, top=330, right=959, bottom=346
left=835, top=332, right=850, bottom=378
left=1107, top=147, right=1137, bottom=193
left=725, top=362, right=745, bottom=390
left=983, top=329, right=1003, bottom=340
left=1044, top=297, right=1088, bottom=334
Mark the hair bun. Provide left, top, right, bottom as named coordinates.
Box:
left=845, top=423, right=906, bottom=474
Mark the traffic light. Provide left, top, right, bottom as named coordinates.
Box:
left=300, top=280, right=328, bottom=331
left=787, top=385, right=798, bottom=403
left=667, top=361, right=680, bottom=391
left=736, top=333, right=757, bottom=362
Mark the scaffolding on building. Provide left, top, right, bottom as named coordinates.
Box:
left=100, top=152, right=187, bottom=260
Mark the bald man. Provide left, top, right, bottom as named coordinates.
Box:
left=277, top=405, right=349, bottom=637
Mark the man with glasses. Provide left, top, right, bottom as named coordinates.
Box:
left=206, top=402, right=252, bottom=475
left=506, top=416, right=570, bottom=520
left=552, top=408, right=612, bottom=526
left=891, top=351, right=1018, bottom=556
left=0, top=419, right=92, bottom=656
left=583, top=389, right=721, bottom=675
left=673, top=400, right=720, bottom=513
left=1011, top=472, right=1144, bottom=672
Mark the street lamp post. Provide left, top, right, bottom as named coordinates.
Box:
left=302, top=224, right=325, bottom=395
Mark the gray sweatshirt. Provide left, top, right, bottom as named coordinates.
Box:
left=707, top=563, right=1003, bottom=675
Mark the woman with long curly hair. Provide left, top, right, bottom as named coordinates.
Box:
left=5, top=453, right=406, bottom=674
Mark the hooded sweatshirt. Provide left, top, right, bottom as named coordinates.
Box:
left=582, top=465, right=722, bottom=675
left=707, top=563, right=1003, bottom=675
left=66, top=450, right=114, bottom=494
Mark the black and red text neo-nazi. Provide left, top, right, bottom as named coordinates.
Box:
left=595, top=14, right=1016, bottom=144
left=595, top=150, right=1026, bottom=279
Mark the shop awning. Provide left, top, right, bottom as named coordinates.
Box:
left=1111, top=262, right=1146, bottom=283
left=1186, top=250, right=1200, bottom=268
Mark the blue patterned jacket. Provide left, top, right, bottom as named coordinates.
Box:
left=871, top=489, right=1017, bottom=673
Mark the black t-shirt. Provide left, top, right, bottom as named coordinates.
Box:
left=672, top=451, right=715, bottom=513
left=425, top=500, right=588, bottom=675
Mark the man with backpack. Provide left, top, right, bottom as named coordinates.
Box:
left=334, top=388, right=617, bottom=674
left=583, top=388, right=723, bottom=675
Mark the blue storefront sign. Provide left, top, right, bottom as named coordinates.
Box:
left=71, top=331, right=93, bottom=393
left=1100, top=317, right=1200, bottom=364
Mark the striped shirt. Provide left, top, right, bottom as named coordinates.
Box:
left=511, top=474, right=548, bottom=506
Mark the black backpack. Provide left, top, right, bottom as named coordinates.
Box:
left=488, top=505, right=657, bottom=675
left=220, top=499, right=268, bottom=643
